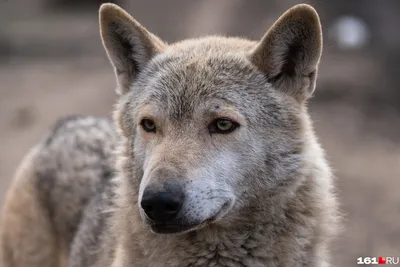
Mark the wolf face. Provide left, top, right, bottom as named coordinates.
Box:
left=100, top=4, right=322, bottom=234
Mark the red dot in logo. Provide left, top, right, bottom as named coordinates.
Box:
left=379, top=257, right=386, bottom=264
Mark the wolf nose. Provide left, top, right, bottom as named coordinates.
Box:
left=141, top=187, right=184, bottom=222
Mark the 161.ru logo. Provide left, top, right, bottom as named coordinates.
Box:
left=357, top=257, right=400, bottom=265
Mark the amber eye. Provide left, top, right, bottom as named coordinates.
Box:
left=209, top=118, right=239, bottom=134
left=140, top=119, right=156, bottom=133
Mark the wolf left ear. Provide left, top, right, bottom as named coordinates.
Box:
left=250, top=4, right=322, bottom=101
left=99, top=4, right=167, bottom=95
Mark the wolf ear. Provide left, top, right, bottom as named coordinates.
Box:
left=250, top=4, right=322, bottom=101
left=99, top=4, right=167, bottom=95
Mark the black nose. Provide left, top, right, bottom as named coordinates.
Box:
left=141, top=185, right=184, bottom=222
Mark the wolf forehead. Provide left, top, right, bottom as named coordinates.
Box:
left=124, top=37, right=296, bottom=123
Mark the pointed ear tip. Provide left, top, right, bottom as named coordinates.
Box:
left=99, top=3, right=119, bottom=14
left=99, top=3, right=128, bottom=23
left=291, top=4, right=318, bottom=13
left=286, top=4, right=321, bottom=25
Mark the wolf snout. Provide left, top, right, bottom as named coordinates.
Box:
left=140, top=183, right=185, bottom=222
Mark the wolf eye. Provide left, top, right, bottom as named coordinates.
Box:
left=140, top=119, right=156, bottom=133
left=209, top=118, right=239, bottom=134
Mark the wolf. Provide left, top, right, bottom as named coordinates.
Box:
left=0, top=3, right=339, bottom=267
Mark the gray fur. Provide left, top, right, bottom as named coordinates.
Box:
left=0, top=3, right=339, bottom=267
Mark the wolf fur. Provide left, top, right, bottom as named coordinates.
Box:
left=0, top=3, right=339, bottom=267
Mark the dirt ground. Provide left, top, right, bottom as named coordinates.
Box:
left=0, top=1, right=399, bottom=266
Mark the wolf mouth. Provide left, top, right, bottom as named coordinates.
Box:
left=146, top=199, right=233, bottom=234
left=149, top=211, right=222, bottom=234
left=150, top=222, right=200, bottom=234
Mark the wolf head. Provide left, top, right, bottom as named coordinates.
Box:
left=99, top=3, right=323, bottom=234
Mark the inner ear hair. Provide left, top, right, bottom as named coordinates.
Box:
left=250, top=4, right=323, bottom=101
left=99, top=3, right=166, bottom=95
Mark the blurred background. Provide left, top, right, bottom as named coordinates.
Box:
left=0, top=0, right=399, bottom=266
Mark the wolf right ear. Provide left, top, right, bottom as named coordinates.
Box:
left=250, top=4, right=322, bottom=101
left=99, top=4, right=167, bottom=95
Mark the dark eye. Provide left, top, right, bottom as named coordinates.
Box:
left=140, top=119, right=156, bottom=133
left=209, top=118, right=239, bottom=134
